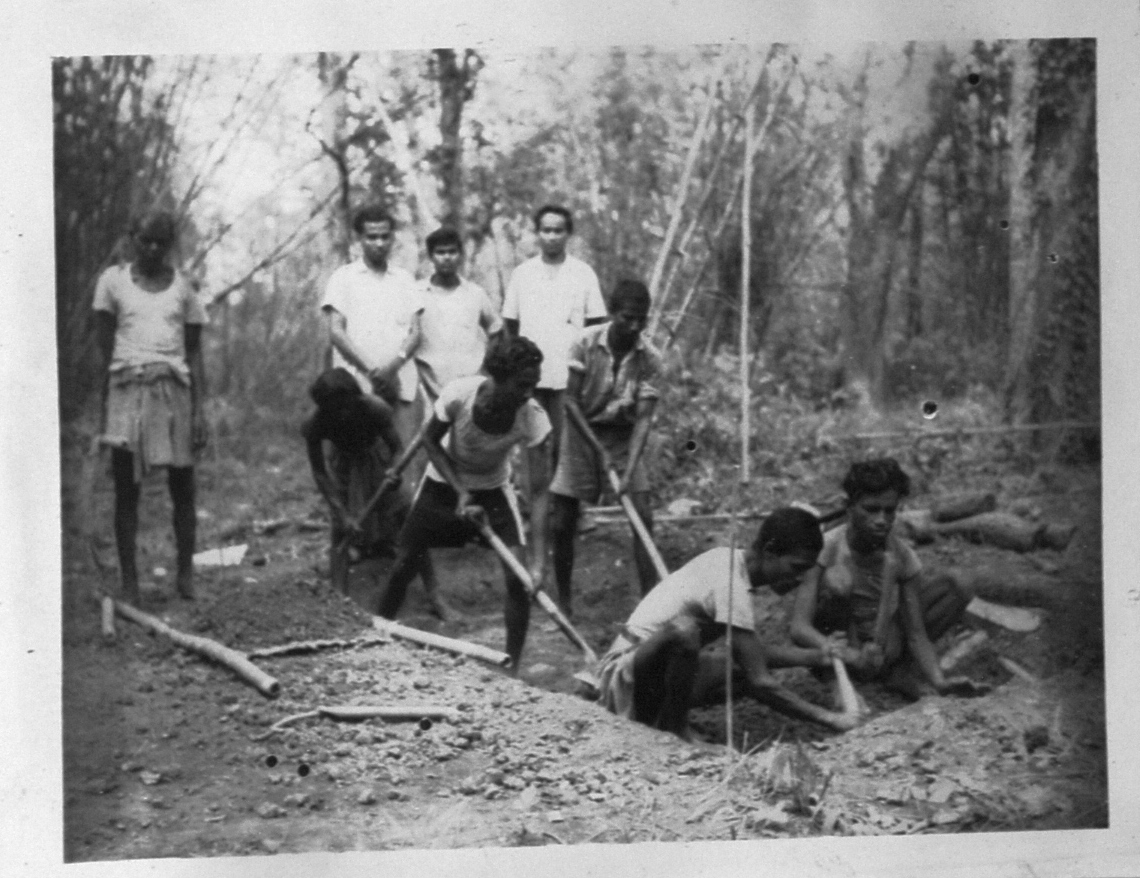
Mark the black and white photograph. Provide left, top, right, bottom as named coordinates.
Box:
left=4, top=1, right=1140, bottom=876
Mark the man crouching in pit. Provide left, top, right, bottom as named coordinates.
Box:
left=790, top=457, right=989, bottom=706
left=597, top=507, right=859, bottom=739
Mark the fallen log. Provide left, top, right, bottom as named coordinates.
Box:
left=932, top=511, right=1078, bottom=553
left=966, top=597, right=1044, bottom=632
left=931, top=492, right=997, bottom=523
left=115, top=601, right=281, bottom=698
left=371, top=616, right=511, bottom=667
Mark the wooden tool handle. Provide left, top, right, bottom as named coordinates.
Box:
left=469, top=514, right=598, bottom=663
left=831, top=656, right=862, bottom=718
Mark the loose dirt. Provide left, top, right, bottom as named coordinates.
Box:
left=61, top=443, right=1106, bottom=860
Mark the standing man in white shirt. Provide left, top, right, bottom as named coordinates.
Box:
left=415, top=226, right=503, bottom=399
left=501, top=205, right=608, bottom=460
left=320, top=205, right=425, bottom=446
left=319, top=205, right=448, bottom=618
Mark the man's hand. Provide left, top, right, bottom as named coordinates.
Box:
left=938, top=675, right=991, bottom=698
left=528, top=560, right=545, bottom=591
left=851, top=642, right=884, bottom=674
left=369, top=367, right=399, bottom=403
left=192, top=408, right=208, bottom=452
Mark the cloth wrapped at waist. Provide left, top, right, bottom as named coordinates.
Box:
left=102, top=361, right=195, bottom=481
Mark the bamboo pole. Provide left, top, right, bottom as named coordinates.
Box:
left=829, top=420, right=1099, bottom=442
left=115, top=601, right=281, bottom=698
left=371, top=616, right=512, bottom=667
left=647, top=75, right=720, bottom=306
left=739, top=92, right=755, bottom=484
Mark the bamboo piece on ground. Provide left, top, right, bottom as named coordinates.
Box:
left=115, top=601, right=281, bottom=698
left=100, top=595, right=116, bottom=642
left=371, top=616, right=511, bottom=667
left=253, top=703, right=459, bottom=740
left=319, top=704, right=459, bottom=722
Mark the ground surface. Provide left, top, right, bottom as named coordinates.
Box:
left=60, top=440, right=1107, bottom=860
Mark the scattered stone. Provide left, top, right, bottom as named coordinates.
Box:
left=356, top=789, right=377, bottom=806
left=283, top=793, right=310, bottom=808
left=139, top=771, right=163, bottom=786
left=256, top=802, right=287, bottom=819
left=547, top=810, right=565, bottom=823
left=1023, top=725, right=1050, bottom=753
left=260, top=838, right=281, bottom=854
left=120, top=762, right=143, bottom=773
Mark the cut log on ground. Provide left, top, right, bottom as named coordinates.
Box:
left=966, top=597, right=1044, bottom=632
left=371, top=616, right=511, bottom=667
left=115, top=601, right=281, bottom=698
left=933, top=512, right=1042, bottom=552
left=939, top=629, right=990, bottom=673
left=931, top=492, right=997, bottom=523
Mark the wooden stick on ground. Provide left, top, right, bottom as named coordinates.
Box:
left=248, top=635, right=391, bottom=660
left=100, top=595, right=116, bottom=642
left=371, top=616, right=512, bottom=667
left=115, top=601, right=281, bottom=698
left=252, top=703, right=459, bottom=740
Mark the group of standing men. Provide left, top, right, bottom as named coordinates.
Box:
left=95, top=204, right=986, bottom=745
left=306, top=203, right=661, bottom=669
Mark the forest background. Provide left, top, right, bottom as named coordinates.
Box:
left=52, top=41, right=1100, bottom=516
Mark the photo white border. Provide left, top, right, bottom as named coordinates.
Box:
left=2, top=1, right=1137, bottom=875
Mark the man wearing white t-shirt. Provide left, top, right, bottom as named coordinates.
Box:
left=502, top=205, right=607, bottom=456
left=320, top=205, right=425, bottom=445
left=415, top=226, right=503, bottom=398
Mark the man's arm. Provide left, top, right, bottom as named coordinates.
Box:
left=359, top=395, right=404, bottom=458
left=899, top=575, right=949, bottom=691
left=619, top=398, right=656, bottom=493
left=733, top=628, right=857, bottom=731
left=325, top=307, right=373, bottom=375
left=185, top=323, right=208, bottom=450
left=301, top=417, right=349, bottom=524
left=503, top=318, right=519, bottom=337
left=419, top=415, right=471, bottom=511
left=789, top=567, right=862, bottom=665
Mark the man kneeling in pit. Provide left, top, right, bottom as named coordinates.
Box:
left=596, top=507, right=859, bottom=738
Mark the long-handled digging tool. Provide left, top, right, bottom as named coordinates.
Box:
left=563, top=404, right=669, bottom=582
left=461, top=506, right=599, bottom=667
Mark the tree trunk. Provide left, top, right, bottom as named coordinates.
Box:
left=434, top=49, right=479, bottom=230
left=1002, top=40, right=1099, bottom=434
left=840, top=96, right=948, bottom=408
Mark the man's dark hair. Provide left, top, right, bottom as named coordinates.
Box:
left=609, top=279, right=651, bottom=313
left=310, top=367, right=361, bottom=408
left=841, top=457, right=912, bottom=502
left=483, top=335, right=544, bottom=382
left=753, top=507, right=824, bottom=558
left=352, top=204, right=396, bottom=234
left=425, top=226, right=464, bottom=255
left=532, top=204, right=574, bottom=235
left=131, top=210, right=178, bottom=244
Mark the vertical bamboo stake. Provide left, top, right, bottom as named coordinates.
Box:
left=739, top=92, right=756, bottom=484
